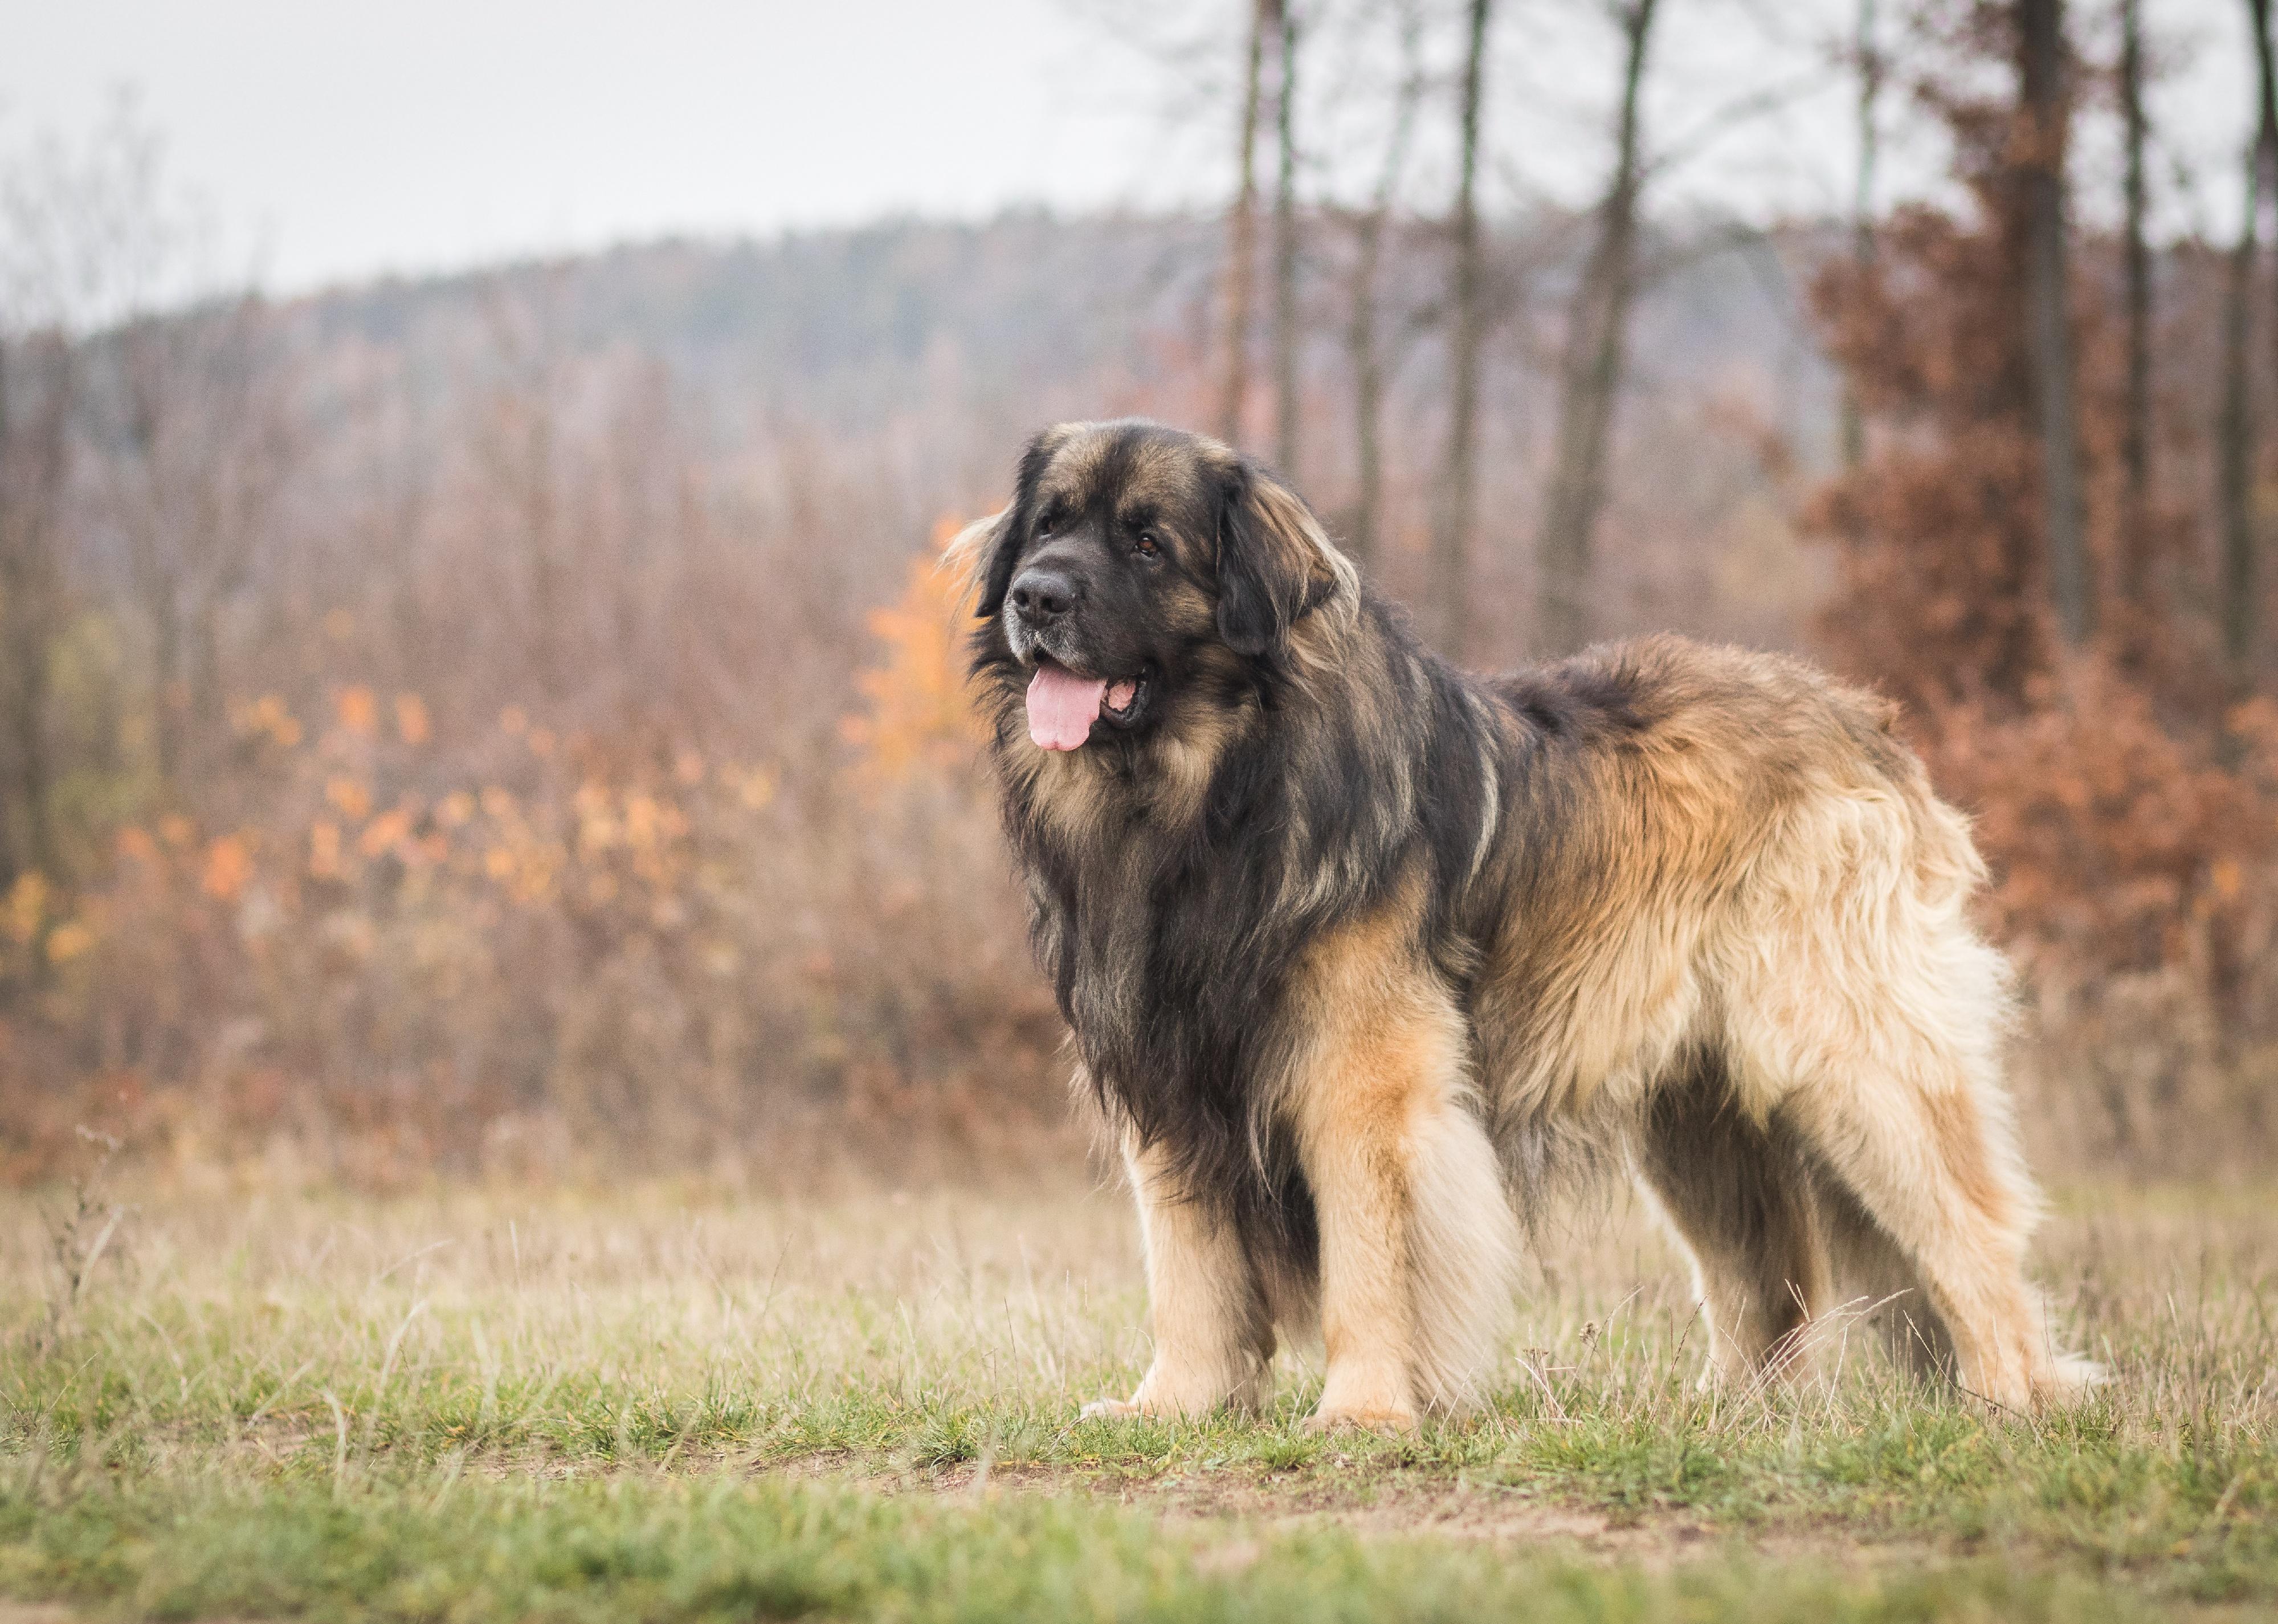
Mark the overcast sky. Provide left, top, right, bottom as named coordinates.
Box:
left=1, top=0, right=2259, bottom=298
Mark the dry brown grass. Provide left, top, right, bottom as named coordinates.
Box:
left=2, top=1166, right=2274, bottom=1618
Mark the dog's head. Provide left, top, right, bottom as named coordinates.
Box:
left=960, top=419, right=1354, bottom=753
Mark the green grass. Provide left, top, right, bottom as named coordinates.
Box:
left=2, top=1173, right=2274, bottom=1621
left=0, top=1474, right=2181, bottom=1623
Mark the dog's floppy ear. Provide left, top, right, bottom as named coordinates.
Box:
left=940, top=508, right=1009, bottom=615
left=1215, top=456, right=1346, bottom=659
left=970, top=424, right=1078, bottom=621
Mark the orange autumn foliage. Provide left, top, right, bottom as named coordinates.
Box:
left=840, top=522, right=990, bottom=786
left=1802, top=0, right=2278, bottom=1168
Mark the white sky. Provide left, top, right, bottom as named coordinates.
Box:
left=0, top=0, right=2259, bottom=298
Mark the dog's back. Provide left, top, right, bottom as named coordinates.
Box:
left=1460, top=633, right=2089, bottom=1403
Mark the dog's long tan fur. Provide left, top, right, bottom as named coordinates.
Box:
left=960, top=420, right=2098, bottom=1431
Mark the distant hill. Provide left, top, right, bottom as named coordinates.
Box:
left=276, top=207, right=1842, bottom=473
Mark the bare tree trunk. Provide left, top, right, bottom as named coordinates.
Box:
left=1347, top=213, right=1389, bottom=573
left=1219, top=0, right=1272, bottom=447
left=1429, top=0, right=1493, bottom=661
left=103, top=301, right=293, bottom=801
left=113, top=324, right=189, bottom=792
left=524, top=401, right=564, bottom=700
left=0, top=336, right=72, bottom=893
left=1272, top=1, right=1302, bottom=478
left=2220, top=218, right=2256, bottom=688
left=2259, top=0, right=2278, bottom=626
left=1344, top=9, right=1424, bottom=573
left=1534, top=0, right=1658, bottom=658
left=2019, top=0, right=2091, bottom=644
left=2117, top=0, right=2152, bottom=602
left=145, top=559, right=186, bottom=787
left=2225, top=0, right=2278, bottom=700
left=1840, top=0, right=1880, bottom=472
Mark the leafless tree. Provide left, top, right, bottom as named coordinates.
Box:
left=2220, top=0, right=2278, bottom=696
left=1534, top=0, right=1659, bottom=658
left=2117, top=0, right=2151, bottom=598
left=1428, top=0, right=1494, bottom=661
left=0, top=333, right=73, bottom=891
left=0, top=100, right=175, bottom=886
left=470, top=283, right=580, bottom=705
left=100, top=298, right=299, bottom=794
left=1841, top=0, right=1882, bottom=472
left=1272, top=1, right=1304, bottom=478
left=1219, top=0, right=1273, bottom=447
left=0, top=105, right=295, bottom=811
left=2019, top=0, right=2091, bottom=644
left=1340, top=0, right=1426, bottom=572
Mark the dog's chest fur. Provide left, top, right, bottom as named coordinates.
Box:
left=998, top=684, right=1492, bottom=1150
left=1015, top=745, right=1320, bottom=1120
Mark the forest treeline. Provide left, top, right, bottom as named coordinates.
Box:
left=1, top=0, right=2276, bottom=1185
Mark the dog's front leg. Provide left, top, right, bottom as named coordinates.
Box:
left=1081, top=1133, right=1274, bottom=1420
left=1288, top=940, right=1518, bottom=1433
left=1291, top=1059, right=1425, bottom=1432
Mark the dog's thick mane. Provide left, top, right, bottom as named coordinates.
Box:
left=971, top=548, right=1551, bottom=1259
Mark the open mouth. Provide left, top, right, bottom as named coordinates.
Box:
left=1026, top=658, right=1153, bottom=751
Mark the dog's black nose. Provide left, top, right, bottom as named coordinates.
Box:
left=1010, top=568, right=1077, bottom=622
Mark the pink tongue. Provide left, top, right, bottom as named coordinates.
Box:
left=1027, top=664, right=1110, bottom=750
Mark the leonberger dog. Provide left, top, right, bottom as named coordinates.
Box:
left=956, top=418, right=2095, bottom=1431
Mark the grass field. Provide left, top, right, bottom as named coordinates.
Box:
left=2, top=1162, right=2275, bottom=1622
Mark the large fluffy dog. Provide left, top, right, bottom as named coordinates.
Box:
left=958, top=418, right=2093, bottom=1431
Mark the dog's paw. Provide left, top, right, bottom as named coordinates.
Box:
left=1302, top=1402, right=1417, bottom=1436
left=2038, top=1354, right=2108, bottom=1405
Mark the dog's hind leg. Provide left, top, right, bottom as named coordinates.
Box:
left=1633, top=1052, right=1830, bottom=1389
left=1770, top=1028, right=2100, bottom=1412
left=1724, top=815, right=2097, bottom=1411
left=1806, top=1161, right=1959, bottom=1384
left=1082, top=1131, right=1276, bottom=1421
left=1284, top=918, right=1520, bottom=1431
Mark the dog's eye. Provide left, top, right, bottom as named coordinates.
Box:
left=1133, top=532, right=1161, bottom=559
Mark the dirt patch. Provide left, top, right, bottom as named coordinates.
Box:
left=828, top=1458, right=1722, bottom=1560
left=1153, top=1474, right=1660, bottom=1548
left=809, top=1456, right=1967, bottom=1575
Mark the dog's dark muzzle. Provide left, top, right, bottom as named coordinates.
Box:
left=1010, top=566, right=1079, bottom=627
